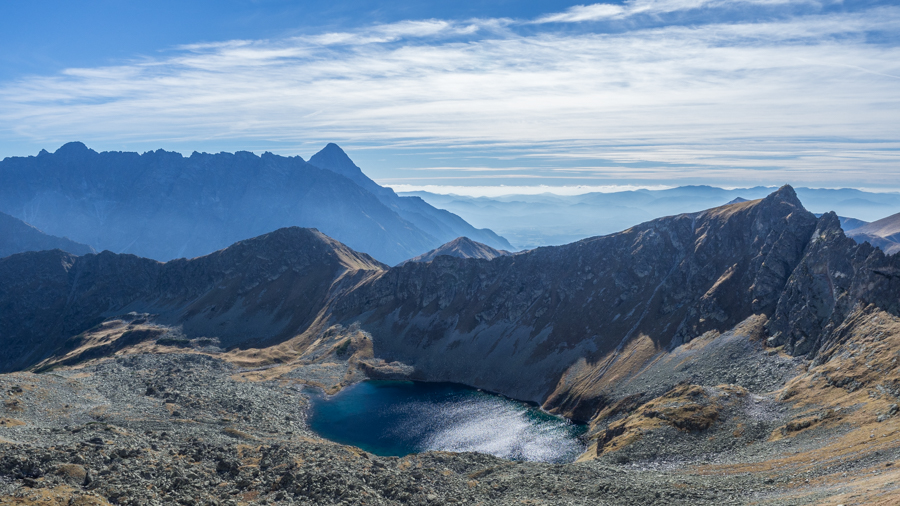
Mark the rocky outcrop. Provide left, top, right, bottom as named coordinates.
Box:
left=401, top=237, right=511, bottom=264
left=0, top=211, right=95, bottom=257
left=767, top=212, right=900, bottom=356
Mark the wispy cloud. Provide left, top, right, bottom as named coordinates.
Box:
left=0, top=3, right=898, bottom=188
left=531, top=0, right=815, bottom=23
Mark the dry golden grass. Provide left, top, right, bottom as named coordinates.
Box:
left=0, top=486, right=111, bottom=505
left=0, top=417, right=25, bottom=427
left=584, top=383, right=747, bottom=459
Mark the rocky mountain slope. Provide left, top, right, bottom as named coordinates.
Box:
left=0, top=211, right=94, bottom=258
left=0, top=227, right=385, bottom=373
left=335, top=186, right=822, bottom=403
left=0, top=142, right=508, bottom=265
left=402, top=236, right=510, bottom=264
left=846, top=211, right=900, bottom=255
left=309, top=144, right=512, bottom=255
left=3, top=185, right=900, bottom=504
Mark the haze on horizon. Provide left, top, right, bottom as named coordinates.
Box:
left=1, top=0, right=898, bottom=193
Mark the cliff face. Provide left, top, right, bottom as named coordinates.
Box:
left=0, top=228, right=385, bottom=372
left=767, top=212, right=900, bottom=356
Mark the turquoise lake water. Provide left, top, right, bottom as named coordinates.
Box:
left=306, top=380, right=586, bottom=463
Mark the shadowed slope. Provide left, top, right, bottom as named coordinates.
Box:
left=0, top=227, right=386, bottom=372
left=0, top=211, right=95, bottom=257
left=333, top=187, right=820, bottom=407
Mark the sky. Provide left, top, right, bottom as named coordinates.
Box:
left=1, top=0, right=899, bottom=193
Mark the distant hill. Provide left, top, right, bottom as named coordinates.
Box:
left=402, top=237, right=510, bottom=264
left=308, top=144, right=512, bottom=252
left=0, top=142, right=510, bottom=265
left=846, top=211, right=900, bottom=255
left=0, top=211, right=95, bottom=258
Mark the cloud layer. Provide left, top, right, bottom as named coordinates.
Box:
left=1, top=2, right=899, bottom=188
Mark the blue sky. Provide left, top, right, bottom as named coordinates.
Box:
left=1, top=0, right=899, bottom=193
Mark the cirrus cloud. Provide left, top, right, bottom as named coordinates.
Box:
left=0, top=2, right=898, bottom=188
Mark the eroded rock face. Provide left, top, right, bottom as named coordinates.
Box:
left=767, top=212, right=900, bottom=356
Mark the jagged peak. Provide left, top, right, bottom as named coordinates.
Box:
left=814, top=211, right=847, bottom=237
left=768, top=184, right=801, bottom=207
left=308, top=143, right=362, bottom=176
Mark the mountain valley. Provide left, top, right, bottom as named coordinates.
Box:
left=2, top=186, right=900, bottom=504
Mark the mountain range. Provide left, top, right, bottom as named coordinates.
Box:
left=404, top=185, right=900, bottom=249
left=0, top=142, right=511, bottom=265
left=3, top=185, right=897, bottom=403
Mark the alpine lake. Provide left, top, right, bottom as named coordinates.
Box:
left=307, top=380, right=587, bottom=463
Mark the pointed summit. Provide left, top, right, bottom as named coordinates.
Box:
left=309, top=143, right=364, bottom=181
left=308, top=143, right=393, bottom=199
left=769, top=184, right=801, bottom=207
left=402, top=236, right=511, bottom=265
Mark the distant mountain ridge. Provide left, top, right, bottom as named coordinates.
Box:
left=405, top=185, right=900, bottom=250
left=846, top=211, right=900, bottom=255
left=0, top=211, right=95, bottom=257
left=402, top=236, right=510, bottom=264
left=0, top=142, right=510, bottom=265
